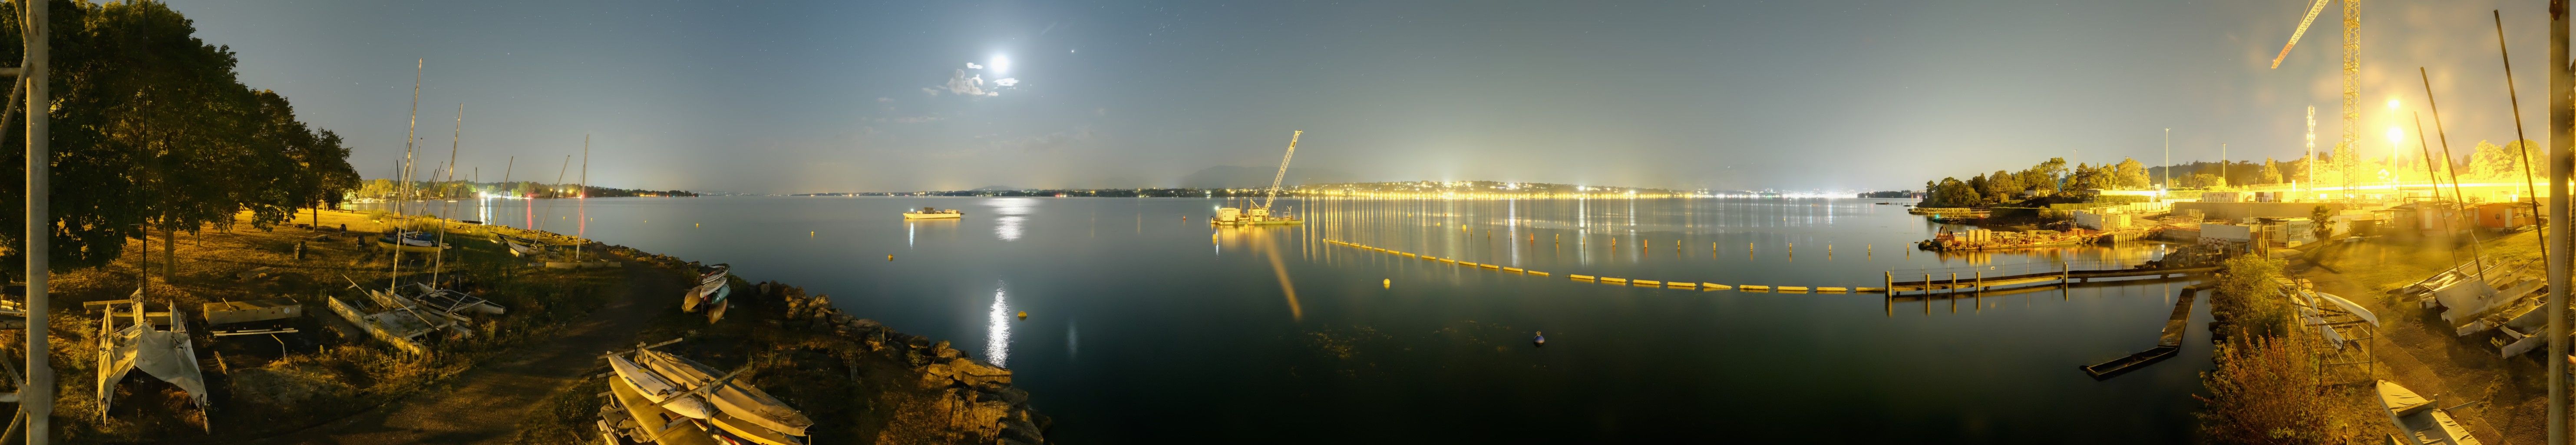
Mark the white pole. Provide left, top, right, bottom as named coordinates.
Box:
left=23, top=0, right=52, bottom=441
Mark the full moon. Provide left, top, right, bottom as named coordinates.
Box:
left=992, top=55, right=1011, bottom=74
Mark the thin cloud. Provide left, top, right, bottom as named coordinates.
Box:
left=927, top=69, right=1000, bottom=96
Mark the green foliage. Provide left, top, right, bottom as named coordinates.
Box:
left=2114, top=157, right=2150, bottom=189
left=0, top=0, right=356, bottom=272
left=2310, top=206, right=2334, bottom=240
left=2194, top=329, right=2366, bottom=445
left=1921, top=177, right=1978, bottom=208
left=2259, top=158, right=2283, bottom=185
left=2212, top=256, right=2290, bottom=339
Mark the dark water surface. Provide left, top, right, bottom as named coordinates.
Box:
left=386, top=196, right=2212, bottom=443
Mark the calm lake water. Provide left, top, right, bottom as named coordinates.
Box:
left=378, top=196, right=2213, bottom=443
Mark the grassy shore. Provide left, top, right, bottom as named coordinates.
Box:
left=15, top=208, right=1047, bottom=444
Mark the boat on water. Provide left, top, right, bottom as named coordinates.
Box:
left=1211, top=206, right=1304, bottom=226
left=2376, top=380, right=2483, bottom=445
left=902, top=207, right=964, bottom=219
left=375, top=230, right=451, bottom=253
left=681, top=264, right=733, bottom=315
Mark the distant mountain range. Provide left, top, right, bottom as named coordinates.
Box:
left=1178, top=166, right=1356, bottom=189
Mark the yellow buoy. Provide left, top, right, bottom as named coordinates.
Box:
left=1017, top=311, right=1027, bottom=319
left=887, top=254, right=894, bottom=261
left=810, top=231, right=816, bottom=237
left=695, top=223, right=700, bottom=228
left=1383, top=279, right=1391, bottom=288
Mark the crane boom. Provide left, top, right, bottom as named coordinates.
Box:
left=2270, top=0, right=2332, bottom=69
left=1261, top=130, right=1301, bottom=211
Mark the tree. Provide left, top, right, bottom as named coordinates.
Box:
left=1982, top=169, right=2021, bottom=203
left=2258, top=158, right=2282, bottom=185
left=1927, top=177, right=1977, bottom=208
left=2114, top=157, right=2149, bottom=189
left=1965, top=174, right=1990, bottom=204
left=0, top=1, right=356, bottom=272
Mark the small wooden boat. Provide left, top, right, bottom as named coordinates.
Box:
left=2377, top=380, right=2483, bottom=445
left=902, top=207, right=964, bottom=219
left=608, top=354, right=713, bottom=420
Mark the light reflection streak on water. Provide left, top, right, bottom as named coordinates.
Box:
left=986, top=282, right=1011, bottom=367
left=988, top=198, right=1035, bottom=241
left=1066, top=318, right=1078, bottom=361
left=907, top=221, right=916, bottom=248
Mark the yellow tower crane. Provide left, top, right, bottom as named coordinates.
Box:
left=2271, top=0, right=2360, bottom=166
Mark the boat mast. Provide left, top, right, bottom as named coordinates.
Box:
left=390, top=59, right=420, bottom=298
left=434, top=104, right=460, bottom=288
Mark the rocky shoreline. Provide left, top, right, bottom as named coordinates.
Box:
left=611, top=246, right=1051, bottom=444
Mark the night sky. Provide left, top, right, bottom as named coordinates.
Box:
left=162, top=0, right=2554, bottom=194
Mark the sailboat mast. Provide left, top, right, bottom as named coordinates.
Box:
left=391, top=59, right=420, bottom=297
left=434, top=104, right=460, bottom=288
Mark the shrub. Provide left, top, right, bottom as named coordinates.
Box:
left=2195, top=329, right=2359, bottom=444
left=2211, top=255, right=2291, bottom=339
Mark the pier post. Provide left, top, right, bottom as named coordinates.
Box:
left=1949, top=273, right=1957, bottom=294
left=1885, top=272, right=1892, bottom=296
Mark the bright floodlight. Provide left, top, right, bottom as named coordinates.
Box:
left=2387, top=99, right=2399, bottom=110
left=992, top=55, right=1011, bottom=74
left=2385, top=126, right=2402, bottom=145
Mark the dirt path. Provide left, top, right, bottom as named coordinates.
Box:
left=228, top=256, right=682, bottom=445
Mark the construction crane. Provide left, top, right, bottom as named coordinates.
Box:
left=2271, top=0, right=2359, bottom=170
left=1257, top=130, right=1302, bottom=216
left=1212, top=131, right=1308, bottom=226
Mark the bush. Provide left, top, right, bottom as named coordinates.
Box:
left=2211, top=255, right=2291, bottom=339
left=2195, top=329, right=2366, bottom=444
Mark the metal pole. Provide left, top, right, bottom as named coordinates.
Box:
left=2421, top=69, right=2487, bottom=280
left=2545, top=2, right=2569, bottom=443
left=21, top=0, right=49, bottom=440
left=2498, top=10, right=2550, bottom=261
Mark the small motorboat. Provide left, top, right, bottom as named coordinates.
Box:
left=1532, top=331, right=1546, bottom=346
left=902, top=207, right=964, bottom=219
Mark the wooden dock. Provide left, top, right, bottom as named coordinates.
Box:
left=2079, top=283, right=2208, bottom=380
left=1884, top=265, right=2218, bottom=294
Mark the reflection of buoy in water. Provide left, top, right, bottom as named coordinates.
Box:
left=1017, top=311, right=1027, bottom=320
left=1533, top=332, right=1546, bottom=346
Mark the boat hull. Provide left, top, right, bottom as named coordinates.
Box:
left=902, top=213, right=963, bottom=219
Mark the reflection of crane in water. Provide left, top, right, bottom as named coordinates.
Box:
left=1214, top=224, right=1304, bottom=321
left=1215, top=131, right=1307, bottom=226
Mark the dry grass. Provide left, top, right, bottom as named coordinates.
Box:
left=28, top=208, right=630, bottom=442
